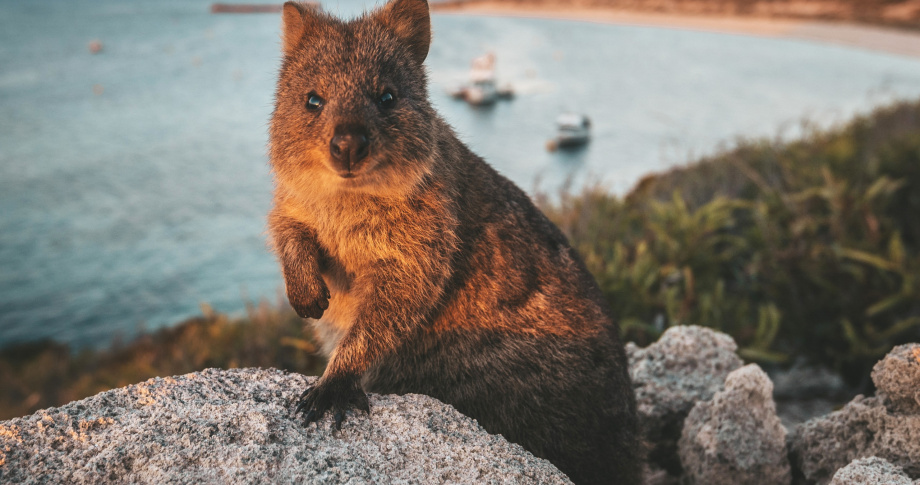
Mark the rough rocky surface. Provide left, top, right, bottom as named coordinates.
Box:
left=789, top=343, right=920, bottom=484
left=4, top=329, right=917, bottom=485
left=0, top=368, right=571, bottom=484
left=829, top=457, right=917, bottom=485
left=871, top=343, right=920, bottom=414
left=678, top=364, right=791, bottom=485
left=627, top=325, right=743, bottom=477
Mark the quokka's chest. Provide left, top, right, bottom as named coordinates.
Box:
left=310, top=196, right=457, bottom=270
left=314, top=212, right=417, bottom=272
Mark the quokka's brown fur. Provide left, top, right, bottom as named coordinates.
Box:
left=267, top=1, right=640, bottom=482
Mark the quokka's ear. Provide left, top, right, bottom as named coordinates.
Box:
left=377, top=0, right=431, bottom=65
left=281, top=2, right=323, bottom=55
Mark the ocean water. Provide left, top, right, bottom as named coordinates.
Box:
left=2, top=0, right=920, bottom=348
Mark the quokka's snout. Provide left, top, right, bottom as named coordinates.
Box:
left=329, top=123, right=371, bottom=176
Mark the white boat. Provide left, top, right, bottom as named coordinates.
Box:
left=449, top=53, right=513, bottom=106
left=464, top=80, right=498, bottom=106
left=547, top=113, right=591, bottom=151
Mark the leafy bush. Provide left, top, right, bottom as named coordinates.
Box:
left=540, top=99, right=920, bottom=386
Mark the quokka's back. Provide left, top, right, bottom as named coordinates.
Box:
left=267, top=1, right=640, bottom=483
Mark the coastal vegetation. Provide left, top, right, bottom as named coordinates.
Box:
left=2, top=98, right=920, bottom=420
left=0, top=302, right=324, bottom=420
left=540, top=98, right=920, bottom=386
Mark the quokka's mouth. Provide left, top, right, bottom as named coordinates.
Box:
left=329, top=154, right=382, bottom=181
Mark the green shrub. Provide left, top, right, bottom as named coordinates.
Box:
left=540, top=99, right=920, bottom=385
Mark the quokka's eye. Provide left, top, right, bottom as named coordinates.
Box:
left=306, top=93, right=324, bottom=110
left=378, top=91, right=396, bottom=109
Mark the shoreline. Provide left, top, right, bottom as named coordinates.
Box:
left=431, top=2, right=920, bottom=59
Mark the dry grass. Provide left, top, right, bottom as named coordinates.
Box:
left=0, top=301, right=325, bottom=420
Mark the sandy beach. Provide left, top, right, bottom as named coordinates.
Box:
left=432, top=2, right=920, bottom=59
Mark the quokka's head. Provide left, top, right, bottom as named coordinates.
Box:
left=270, top=0, right=437, bottom=197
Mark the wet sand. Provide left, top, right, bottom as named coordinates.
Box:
left=431, top=2, right=920, bottom=59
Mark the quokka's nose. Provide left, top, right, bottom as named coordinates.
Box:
left=329, top=126, right=370, bottom=172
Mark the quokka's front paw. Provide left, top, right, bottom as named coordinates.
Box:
left=294, top=376, right=370, bottom=430
left=287, top=277, right=330, bottom=319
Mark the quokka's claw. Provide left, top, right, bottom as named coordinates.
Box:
left=356, top=395, right=370, bottom=414
left=294, top=400, right=309, bottom=416
left=303, top=409, right=317, bottom=425
left=334, top=410, right=345, bottom=430
left=292, top=377, right=369, bottom=430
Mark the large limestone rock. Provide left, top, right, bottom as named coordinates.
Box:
left=0, top=368, right=571, bottom=484
left=829, top=457, right=917, bottom=485
left=789, top=343, right=920, bottom=484
left=871, top=343, right=920, bottom=414
left=627, top=325, right=743, bottom=477
left=678, top=364, right=791, bottom=485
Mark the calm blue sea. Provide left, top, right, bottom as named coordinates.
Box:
left=2, top=0, right=920, bottom=348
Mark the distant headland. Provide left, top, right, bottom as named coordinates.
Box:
left=431, top=0, right=920, bottom=30
left=430, top=0, right=920, bottom=58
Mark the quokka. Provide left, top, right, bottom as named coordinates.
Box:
left=268, top=1, right=640, bottom=482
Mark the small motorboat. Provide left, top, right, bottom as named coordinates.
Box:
left=449, top=53, right=513, bottom=106
left=547, top=113, right=591, bottom=151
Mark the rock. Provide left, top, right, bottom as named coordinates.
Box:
left=678, top=364, right=791, bottom=485
left=790, top=394, right=920, bottom=484
left=0, top=368, right=571, bottom=484
left=871, top=343, right=920, bottom=414
left=790, top=344, right=920, bottom=484
left=829, top=457, right=915, bottom=485
left=627, top=325, right=743, bottom=476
